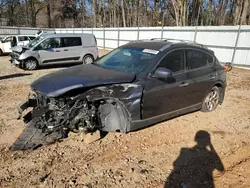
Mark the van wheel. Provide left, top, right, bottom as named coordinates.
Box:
left=24, top=58, right=38, bottom=70
left=83, top=55, right=94, bottom=64
left=0, top=49, right=3, bottom=56
left=201, top=86, right=220, bottom=112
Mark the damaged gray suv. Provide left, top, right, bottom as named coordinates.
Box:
left=11, top=39, right=232, bottom=151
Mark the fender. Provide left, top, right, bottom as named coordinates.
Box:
left=78, top=83, right=144, bottom=121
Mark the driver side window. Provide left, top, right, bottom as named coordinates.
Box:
left=36, top=38, right=61, bottom=50
left=158, top=50, right=185, bottom=73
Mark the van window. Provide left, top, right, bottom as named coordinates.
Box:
left=36, top=38, right=61, bottom=50
left=62, top=37, right=82, bottom=47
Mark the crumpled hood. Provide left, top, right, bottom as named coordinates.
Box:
left=31, top=64, right=136, bottom=97
left=11, top=45, right=27, bottom=53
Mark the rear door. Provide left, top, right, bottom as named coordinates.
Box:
left=60, top=37, right=83, bottom=63
left=185, top=49, right=216, bottom=105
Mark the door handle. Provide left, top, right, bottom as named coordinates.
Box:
left=64, top=49, right=68, bottom=51
left=55, top=50, right=60, bottom=52
left=179, top=82, right=189, bottom=87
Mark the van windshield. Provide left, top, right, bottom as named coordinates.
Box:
left=26, top=36, right=44, bottom=48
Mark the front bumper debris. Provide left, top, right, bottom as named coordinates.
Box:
left=17, top=98, right=37, bottom=120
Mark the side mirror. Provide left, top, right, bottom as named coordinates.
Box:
left=152, top=67, right=172, bottom=79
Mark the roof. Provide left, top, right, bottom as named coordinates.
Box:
left=41, top=33, right=94, bottom=38
left=121, top=39, right=211, bottom=52
left=122, top=41, right=169, bottom=50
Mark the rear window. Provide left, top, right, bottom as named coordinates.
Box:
left=62, top=37, right=82, bottom=47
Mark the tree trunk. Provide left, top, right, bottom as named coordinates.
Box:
left=93, top=0, right=97, bottom=27
left=233, top=0, right=244, bottom=25
left=81, top=0, right=85, bottom=27
left=241, top=0, right=250, bottom=24
left=121, top=0, right=126, bottom=27
left=47, top=1, right=51, bottom=28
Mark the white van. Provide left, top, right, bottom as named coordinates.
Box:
left=10, top=33, right=99, bottom=70
left=0, top=35, right=36, bottom=55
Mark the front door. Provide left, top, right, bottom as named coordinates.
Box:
left=143, top=49, right=192, bottom=119
left=3, top=36, right=14, bottom=52
left=36, top=37, right=65, bottom=65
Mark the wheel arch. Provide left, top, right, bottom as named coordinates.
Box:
left=76, top=84, right=143, bottom=132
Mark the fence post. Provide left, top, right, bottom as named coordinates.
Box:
left=137, top=27, right=140, bottom=40
left=231, top=24, right=241, bottom=64
left=103, top=27, right=105, bottom=49
left=193, top=26, right=198, bottom=42
left=117, top=27, right=120, bottom=47
left=18, top=27, right=20, bottom=35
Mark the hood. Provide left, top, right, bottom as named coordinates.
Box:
left=11, top=45, right=29, bottom=53
left=31, top=64, right=136, bottom=97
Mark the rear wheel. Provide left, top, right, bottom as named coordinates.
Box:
left=24, top=58, right=38, bottom=70
left=83, top=55, right=94, bottom=64
left=201, top=86, right=220, bottom=112
left=0, top=49, right=3, bottom=56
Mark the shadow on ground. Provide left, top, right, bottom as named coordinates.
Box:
left=165, top=130, right=224, bottom=188
left=0, top=73, right=32, bottom=80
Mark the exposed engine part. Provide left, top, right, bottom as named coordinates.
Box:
left=12, top=92, right=103, bottom=150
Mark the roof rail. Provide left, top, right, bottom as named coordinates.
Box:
left=150, top=38, right=207, bottom=49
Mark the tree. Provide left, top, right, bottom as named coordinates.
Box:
left=29, top=0, right=50, bottom=27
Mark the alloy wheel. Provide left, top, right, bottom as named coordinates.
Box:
left=204, top=89, right=219, bottom=111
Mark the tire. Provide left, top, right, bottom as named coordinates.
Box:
left=201, top=86, right=220, bottom=112
left=24, top=58, right=38, bottom=70
left=0, top=49, right=3, bottom=56
left=83, top=55, right=94, bottom=64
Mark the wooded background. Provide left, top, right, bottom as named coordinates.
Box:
left=0, top=0, right=249, bottom=28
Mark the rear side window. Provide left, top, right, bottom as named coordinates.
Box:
left=186, top=49, right=214, bottom=70
left=157, top=50, right=185, bottom=73
left=62, top=37, right=82, bottom=47
left=29, top=37, right=36, bottom=40
left=18, top=36, right=29, bottom=41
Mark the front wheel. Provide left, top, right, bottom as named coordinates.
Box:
left=201, top=86, right=220, bottom=112
left=24, top=58, right=38, bottom=70
left=83, top=55, right=94, bottom=64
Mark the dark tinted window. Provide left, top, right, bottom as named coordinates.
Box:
left=18, top=36, right=29, bottom=41
left=29, top=36, right=36, bottom=40
left=62, top=37, right=82, bottom=47
left=186, top=50, right=213, bottom=70
left=158, top=50, right=184, bottom=73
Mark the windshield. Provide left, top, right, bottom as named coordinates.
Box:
left=95, top=48, right=158, bottom=74
left=26, top=36, right=44, bottom=48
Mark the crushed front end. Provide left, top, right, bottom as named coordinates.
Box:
left=11, top=90, right=101, bottom=151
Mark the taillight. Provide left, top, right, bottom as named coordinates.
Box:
left=223, top=63, right=232, bottom=72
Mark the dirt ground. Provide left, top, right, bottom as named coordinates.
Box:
left=0, top=50, right=250, bottom=188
